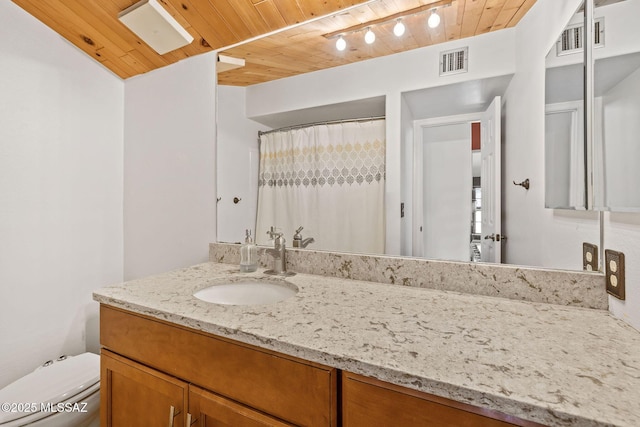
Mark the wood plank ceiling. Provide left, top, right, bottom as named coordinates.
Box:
left=12, top=0, right=538, bottom=86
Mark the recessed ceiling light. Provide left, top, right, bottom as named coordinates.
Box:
left=336, top=36, right=347, bottom=51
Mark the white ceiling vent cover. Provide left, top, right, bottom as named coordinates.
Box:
left=556, top=17, right=604, bottom=56
left=118, top=0, right=194, bottom=55
left=440, top=47, right=468, bottom=76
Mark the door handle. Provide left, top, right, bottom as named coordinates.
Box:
left=484, top=233, right=506, bottom=242
left=168, top=405, right=181, bottom=427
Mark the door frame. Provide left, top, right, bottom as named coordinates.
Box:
left=412, top=112, right=481, bottom=258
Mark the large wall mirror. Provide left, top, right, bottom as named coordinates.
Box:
left=216, top=0, right=604, bottom=272
left=545, top=0, right=640, bottom=211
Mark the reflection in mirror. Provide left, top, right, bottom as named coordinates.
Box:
left=419, top=121, right=476, bottom=262
left=544, top=2, right=586, bottom=210
left=254, top=118, right=386, bottom=254
left=592, top=0, right=640, bottom=211
left=408, top=87, right=507, bottom=264
left=545, top=0, right=640, bottom=212
left=216, top=0, right=602, bottom=272
left=403, top=77, right=511, bottom=265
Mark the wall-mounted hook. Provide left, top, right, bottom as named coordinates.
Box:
left=216, top=197, right=222, bottom=203
left=513, top=178, right=530, bottom=190
left=233, top=197, right=242, bottom=204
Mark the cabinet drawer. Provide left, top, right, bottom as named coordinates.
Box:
left=342, top=372, right=545, bottom=427
left=190, top=384, right=294, bottom=427
left=100, top=305, right=337, bottom=427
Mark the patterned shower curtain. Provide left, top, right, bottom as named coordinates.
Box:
left=255, top=119, right=385, bottom=254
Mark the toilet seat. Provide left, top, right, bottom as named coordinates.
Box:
left=0, top=353, right=100, bottom=426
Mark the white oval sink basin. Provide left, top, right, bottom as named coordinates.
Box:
left=193, top=279, right=298, bottom=306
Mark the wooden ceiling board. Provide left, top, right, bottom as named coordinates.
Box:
left=253, top=1, right=289, bottom=31
left=218, top=0, right=536, bottom=86
left=444, top=1, right=463, bottom=41
left=511, top=0, right=537, bottom=24
left=476, top=0, right=505, bottom=35
left=271, top=0, right=307, bottom=26
left=208, top=0, right=265, bottom=41
left=13, top=0, right=537, bottom=83
left=460, top=0, right=488, bottom=38
left=489, top=0, right=525, bottom=32
left=12, top=0, right=370, bottom=79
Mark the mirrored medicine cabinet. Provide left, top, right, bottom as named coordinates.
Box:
left=545, top=0, right=640, bottom=211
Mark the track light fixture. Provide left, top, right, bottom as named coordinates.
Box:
left=323, top=1, right=452, bottom=52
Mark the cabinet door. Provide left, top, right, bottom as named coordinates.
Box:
left=342, top=372, right=542, bottom=427
left=101, top=350, right=188, bottom=427
left=189, top=384, right=293, bottom=427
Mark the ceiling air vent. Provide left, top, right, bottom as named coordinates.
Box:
left=440, top=47, right=468, bottom=76
left=556, top=17, right=604, bottom=56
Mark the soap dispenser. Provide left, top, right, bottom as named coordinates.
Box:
left=240, top=229, right=258, bottom=272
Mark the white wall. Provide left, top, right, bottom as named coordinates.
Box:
left=605, top=213, right=640, bottom=329
left=502, top=0, right=601, bottom=272
left=600, top=25, right=640, bottom=328
left=123, top=53, right=217, bottom=280
left=0, top=2, right=124, bottom=388
left=216, top=86, right=266, bottom=243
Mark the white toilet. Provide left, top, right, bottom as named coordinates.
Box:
left=0, top=353, right=100, bottom=427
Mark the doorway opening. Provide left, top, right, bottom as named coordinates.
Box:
left=412, top=96, right=501, bottom=263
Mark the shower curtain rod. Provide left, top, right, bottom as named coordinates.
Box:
left=258, top=115, right=385, bottom=137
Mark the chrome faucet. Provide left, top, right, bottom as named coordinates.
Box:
left=265, top=227, right=295, bottom=276
left=292, top=226, right=315, bottom=249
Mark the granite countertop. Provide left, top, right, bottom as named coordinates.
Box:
left=93, top=262, right=640, bottom=427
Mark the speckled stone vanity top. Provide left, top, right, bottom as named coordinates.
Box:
left=93, top=262, right=640, bottom=427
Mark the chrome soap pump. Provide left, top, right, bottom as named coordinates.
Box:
left=240, top=229, right=258, bottom=272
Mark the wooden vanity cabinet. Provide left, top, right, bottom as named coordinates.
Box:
left=100, top=305, right=543, bottom=427
left=99, top=305, right=337, bottom=427
left=189, top=384, right=294, bottom=426
left=102, top=350, right=292, bottom=427
left=101, top=350, right=188, bottom=427
left=341, top=372, right=546, bottom=427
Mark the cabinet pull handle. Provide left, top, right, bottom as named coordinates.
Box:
left=186, top=413, right=192, bottom=426
left=168, top=405, right=181, bottom=427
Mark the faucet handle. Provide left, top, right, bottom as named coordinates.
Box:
left=295, top=226, right=304, bottom=234
left=267, top=226, right=282, bottom=240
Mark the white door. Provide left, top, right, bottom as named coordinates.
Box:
left=480, top=96, right=502, bottom=263
left=412, top=112, right=479, bottom=259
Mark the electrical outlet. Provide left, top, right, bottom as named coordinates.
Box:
left=583, top=243, right=598, bottom=271
left=605, top=250, right=625, bottom=300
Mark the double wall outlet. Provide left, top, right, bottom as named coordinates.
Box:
left=583, top=243, right=598, bottom=271
left=605, top=250, right=625, bottom=300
